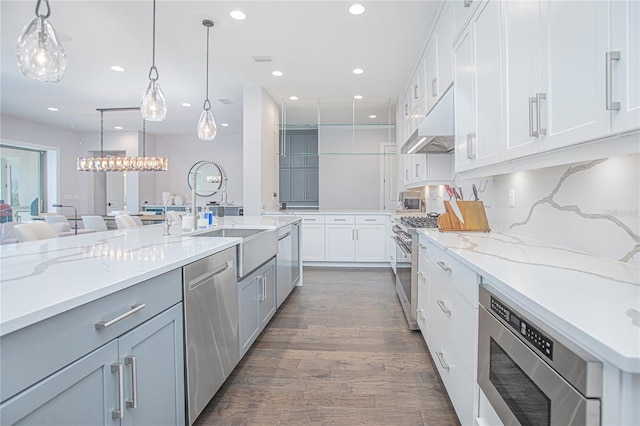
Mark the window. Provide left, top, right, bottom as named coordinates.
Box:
left=0, top=144, right=45, bottom=220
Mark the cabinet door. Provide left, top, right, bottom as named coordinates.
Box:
left=325, top=225, right=355, bottom=261
left=413, top=154, right=428, bottom=182
left=425, top=39, right=439, bottom=112
left=502, top=0, right=543, bottom=159
left=354, top=225, right=386, bottom=262
left=119, top=304, right=185, bottom=426
left=473, top=0, right=504, bottom=165
left=426, top=153, right=452, bottom=182
left=238, top=276, right=259, bottom=356
left=258, top=261, right=277, bottom=327
left=301, top=224, right=325, bottom=261
left=436, top=3, right=455, bottom=96
left=453, top=28, right=476, bottom=171
left=0, top=341, right=119, bottom=426
left=290, top=169, right=306, bottom=201
left=304, top=168, right=319, bottom=202
left=279, top=169, right=291, bottom=202
left=290, top=133, right=308, bottom=167
left=402, top=154, right=412, bottom=186
left=611, top=0, right=640, bottom=133
left=291, top=222, right=301, bottom=285
left=540, top=0, right=610, bottom=149
left=412, top=58, right=427, bottom=110
left=305, top=134, right=319, bottom=167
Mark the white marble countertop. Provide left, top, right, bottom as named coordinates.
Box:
left=417, top=229, right=640, bottom=373
left=0, top=216, right=300, bottom=337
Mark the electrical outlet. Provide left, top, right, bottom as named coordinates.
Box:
left=508, top=189, right=516, bottom=207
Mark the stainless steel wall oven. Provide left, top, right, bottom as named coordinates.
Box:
left=478, top=285, right=603, bottom=426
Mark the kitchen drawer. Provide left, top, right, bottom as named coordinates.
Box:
left=429, top=263, right=477, bottom=378
left=428, top=313, right=477, bottom=426
left=325, top=215, right=355, bottom=224
left=301, top=214, right=325, bottom=224
left=0, top=269, right=182, bottom=403
left=428, top=242, right=479, bottom=305
left=355, top=215, right=385, bottom=225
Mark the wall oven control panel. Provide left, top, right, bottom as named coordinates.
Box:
left=491, top=297, right=554, bottom=361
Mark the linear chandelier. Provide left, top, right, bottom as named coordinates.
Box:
left=77, top=107, right=168, bottom=172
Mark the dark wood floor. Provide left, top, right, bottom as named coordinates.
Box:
left=194, top=267, right=459, bottom=426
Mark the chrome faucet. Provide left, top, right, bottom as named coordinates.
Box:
left=163, top=196, right=178, bottom=236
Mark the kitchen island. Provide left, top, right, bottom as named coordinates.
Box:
left=0, top=216, right=301, bottom=425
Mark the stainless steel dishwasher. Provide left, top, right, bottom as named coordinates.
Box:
left=183, top=247, right=239, bottom=425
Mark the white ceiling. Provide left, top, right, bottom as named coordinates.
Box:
left=1, top=1, right=439, bottom=136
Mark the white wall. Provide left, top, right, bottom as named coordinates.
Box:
left=154, top=132, right=243, bottom=209
left=261, top=91, right=280, bottom=212
left=422, top=153, right=640, bottom=265
left=319, top=126, right=392, bottom=210
left=1, top=114, right=77, bottom=212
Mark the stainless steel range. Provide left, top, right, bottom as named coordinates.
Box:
left=391, top=213, right=439, bottom=330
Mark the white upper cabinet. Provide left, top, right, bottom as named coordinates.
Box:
left=539, top=0, right=610, bottom=150
left=452, top=0, right=481, bottom=41
left=611, top=0, right=640, bottom=133
left=436, top=3, right=455, bottom=97
left=425, top=39, right=439, bottom=112
left=454, top=0, right=503, bottom=172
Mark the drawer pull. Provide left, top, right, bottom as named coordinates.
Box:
left=418, top=243, right=426, bottom=250
left=125, top=356, right=138, bottom=409
left=436, top=351, right=450, bottom=370
left=437, top=299, right=451, bottom=315
left=95, top=304, right=146, bottom=329
left=364, top=218, right=376, bottom=221
left=334, top=219, right=347, bottom=221
left=417, top=271, right=426, bottom=280
left=437, top=261, right=452, bottom=273
left=417, top=309, right=426, bottom=321
left=112, top=363, right=124, bottom=419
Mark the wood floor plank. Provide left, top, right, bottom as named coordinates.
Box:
left=194, top=267, right=459, bottom=426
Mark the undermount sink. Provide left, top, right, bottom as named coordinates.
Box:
left=193, top=228, right=277, bottom=278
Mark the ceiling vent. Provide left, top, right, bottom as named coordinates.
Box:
left=217, top=98, right=233, bottom=105
left=251, top=55, right=272, bottom=63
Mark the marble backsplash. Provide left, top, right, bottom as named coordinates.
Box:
left=422, top=154, right=639, bottom=265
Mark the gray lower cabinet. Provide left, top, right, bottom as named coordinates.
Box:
left=238, top=258, right=276, bottom=357
left=0, top=304, right=184, bottom=426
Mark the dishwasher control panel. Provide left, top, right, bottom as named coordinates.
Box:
left=490, top=296, right=554, bottom=361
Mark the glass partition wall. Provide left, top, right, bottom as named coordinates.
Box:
left=0, top=144, right=45, bottom=221
left=278, top=99, right=397, bottom=211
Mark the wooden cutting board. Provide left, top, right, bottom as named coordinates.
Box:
left=438, top=201, right=490, bottom=232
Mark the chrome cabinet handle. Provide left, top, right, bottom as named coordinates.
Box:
left=262, top=277, right=267, bottom=301
left=404, top=103, right=409, bottom=116
left=437, top=261, right=452, bottom=273
left=335, top=218, right=346, bottom=221
left=415, top=163, right=420, bottom=178
left=437, top=300, right=452, bottom=315
left=463, top=0, right=473, bottom=7
left=436, top=352, right=450, bottom=370
left=606, top=51, right=621, bottom=111
left=417, top=271, right=426, bottom=280
left=416, top=309, right=426, bottom=321
left=466, top=132, right=476, bottom=160
left=414, top=84, right=419, bottom=99
left=405, top=169, right=409, bottom=181
left=418, top=243, right=426, bottom=250
left=364, top=218, right=376, bottom=221
left=96, top=304, right=146, bottom=329
left=536, top=93, right=547, bottom=136
left=125, top=356, right=138, bottom=409
left=278, top=231, right=292, bottom=241
left=432, top=78, right=438, bottom=97
left=528, top=96, right=537, bottom=137
left=112, top=363, right=124, bottom=419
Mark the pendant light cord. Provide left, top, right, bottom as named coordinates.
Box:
left=34, top=0, right=51, bottom=18
left=142, top=118, right=147, bottom=156
left=148, top=0, right=159, bottom=81
left=203, top=21, right=212, bottom=111
left=100, top=110, right=104, bottom=157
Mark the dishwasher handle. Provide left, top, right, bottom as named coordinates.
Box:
left=188, top=260, right=233, bottom=291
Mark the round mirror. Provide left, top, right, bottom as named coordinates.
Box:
left=187, top=161, right=224, bottom=197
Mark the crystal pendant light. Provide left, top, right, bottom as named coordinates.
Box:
left=16, top=0, right=67, bottom=82
left=140, top=0, right=167, bottom=121
left=197, top=19, right=217, bottom=140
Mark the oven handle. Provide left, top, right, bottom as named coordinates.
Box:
left=393, top=236, right=412, bottom=256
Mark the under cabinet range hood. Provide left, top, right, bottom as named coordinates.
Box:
left=401, top=84, right=454, bottom=154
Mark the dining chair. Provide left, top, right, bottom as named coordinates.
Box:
left=0, top=222, right=19, bottom=244
left=131, top=216, right=144, bottom=227
left=82, top=215, right=109, bottom=232
left=43, top=214, right=70, bottom=225
left=115, top=214, right=139, bottom=229
left=167, top=211, right=182, bottom=223
left=14, top=222, right=60, bottom=242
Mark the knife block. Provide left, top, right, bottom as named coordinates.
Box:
left=438, top=201, right=491, bottom=232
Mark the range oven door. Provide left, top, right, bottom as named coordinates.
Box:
left=478, top=307, right=601, bottom=426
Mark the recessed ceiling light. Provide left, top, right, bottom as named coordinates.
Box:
left=47, top=107, right=58, bottom=111
left=369, top=115, right=376, bottom=118
left=349, top=4, right=365, bottom=15
left=181, top=102, right=192, bottom=107
left=352, top=68, right=364, bottom=75
left=114, top=126, right=123, bottom=130
left=289, top=96, right=299, bottom=101
left=230, top=10, right=247, bottom=20
left=110, top=65, right=125, bottom=72
left=272, top=70, right=284, bottom=77
left=221, top=123, right=229, bottom=127
left=353, top=95, right=363, bottom=100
